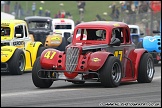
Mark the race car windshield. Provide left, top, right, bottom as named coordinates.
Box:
left=55, top=25, right=72, bottom=29
left=130, top=28, right=137, bottom=34
left=28, top=21, right=51, bottom=30
left=1, top=27, right=10, bottom=36
left=75, top=28, right=106, bottom=42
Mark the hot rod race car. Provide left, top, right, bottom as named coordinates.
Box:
left=32, top=21, right=155, bottom=88
left=24, top=16, right=69, bottom=51
left=1, top=19, right=45, bottom=75
left=128, top=25, right=144, bottom=45
left=137, top=30, right=161, bottom=64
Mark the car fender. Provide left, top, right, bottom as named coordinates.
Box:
left=25, top=41, right=42, bottom=66
left=129, top=49, right=148, bottom=79
left=143, top=36, right=161, bottom=53
left=88, top=51, right=113, bottom=71
left=40, top=48, right=63, bottom=69
left=1, top=46, right=17, bottom=62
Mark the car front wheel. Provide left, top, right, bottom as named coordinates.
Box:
left=99, top=56, right=122, bottom=88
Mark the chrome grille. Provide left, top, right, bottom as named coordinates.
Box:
left=66, top=47, right=80, bottom=72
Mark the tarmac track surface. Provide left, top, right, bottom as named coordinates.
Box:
left=1, top=63, right=161, bottom=107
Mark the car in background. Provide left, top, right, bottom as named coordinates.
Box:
left=137, top=30, right=161, bottom=64
left=31, top=21, right=155, bottom=88
left=24, top=16, right=68, bottom=51
left=128, top=25, right=144, bottom=45
left=53, top=18, right=75, bottom=41
left=1, top=19, right=45, bottom=75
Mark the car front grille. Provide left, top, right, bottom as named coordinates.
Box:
left=65, top=47, right=80, bottom=72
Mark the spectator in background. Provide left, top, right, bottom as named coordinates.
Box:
left=38, top=6, right=43, bottom=16
left=66, top=12, right=73, bottom=19
left=134, top=1, right=138, bottom=10
left=5, top=1, right=10, bottom=13
left=45, top=10, right=51, bottom=17
left=14, top=2, right=18, bottom=16
left=77, top=1, right=86, bottom=14
left=45, top=9, right=48, bottom=16
left=120, top=1, right=127, bottom=12
left=47, top=10, right=51, bottom=17
left=32, top=2, right=36, bottom=16
left=114, top=6, right=120, bottom=21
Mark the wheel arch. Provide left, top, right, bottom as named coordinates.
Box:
left=87, top=51, right=114, bottom=71
left=1, top=46, right=18, bottom=62
left=133, top=49, right=148, bottom=79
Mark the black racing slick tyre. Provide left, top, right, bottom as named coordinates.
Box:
left=99, top=56, right=122, bottom=88
left=137, top=53, right=155, bottom=83
left=8, top=49, right=26, bottom=75
left=32, top=57, right=53, bottom=88
left=36, top=46, right=46, bottom=58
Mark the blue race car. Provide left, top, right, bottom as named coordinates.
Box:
left=137, top=30, right=161, bottom=64
left=128, top=25, right=144, bottom=45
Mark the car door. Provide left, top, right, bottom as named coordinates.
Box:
left=13, top=24, right=25, bottom=50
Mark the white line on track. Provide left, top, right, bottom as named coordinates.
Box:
left=153, top=76, right=161, bottom=80
left=1, top=89, right=81, bottom=98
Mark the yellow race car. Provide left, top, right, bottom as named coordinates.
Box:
left=1, top=19, right=46, bottom=75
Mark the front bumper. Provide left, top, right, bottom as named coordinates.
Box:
left=1, top=62, right=9, bottom=72
left=37, top=69, right=99, bottom=81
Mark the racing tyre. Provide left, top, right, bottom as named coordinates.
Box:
left=32, top=57, right=53, bottom=88
left=136, top=41, right=143, bottom=48
left=99, top=56, right=122, bottom=88
left=8, top=49, right=25, bottom=75
left=137, top=53, right=155, bottom=83
left=37, top=46, right=46, bottom=58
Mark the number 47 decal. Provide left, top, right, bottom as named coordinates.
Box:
left=44, top=51, right=56, bottom=59
left=114, top=50, right=123, bottom=61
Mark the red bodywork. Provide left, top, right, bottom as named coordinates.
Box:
left=40, top=21, right=147, bottom=81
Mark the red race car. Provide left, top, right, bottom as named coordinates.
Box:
left=32, top=21, right=155, bottom=88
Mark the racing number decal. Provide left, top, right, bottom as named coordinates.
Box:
left=114, top=50, right=123, bottom=61
left=44, top=51, right=56, bottom=59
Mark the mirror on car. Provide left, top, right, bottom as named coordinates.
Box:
left=15, top=34, right=22, bottom=38
left=110, top=37, right=121, bottom=46
left=67, top=36, right=72, bottom=43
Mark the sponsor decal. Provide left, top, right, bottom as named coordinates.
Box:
left=1, top=48, right=12, bottom=52
left=113, top=23, right=120, bottom=27
left=91, top=57, right=101, bottom=62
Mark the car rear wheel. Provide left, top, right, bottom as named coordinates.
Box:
left=137, top=53, right=155, bottom=83
left=99, top=56, right=122, bottom=88
left=32, top=57, right=53, bottom=88
left=8, top=49, right=25, bottom=75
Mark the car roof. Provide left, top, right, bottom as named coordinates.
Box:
left=1, top=19, right=26, bottom=26
left=128, top=25, right=139, bottom=28
left=24, top=16, right=52, bottom=21
left=76, top=21, right=128, bottom=28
